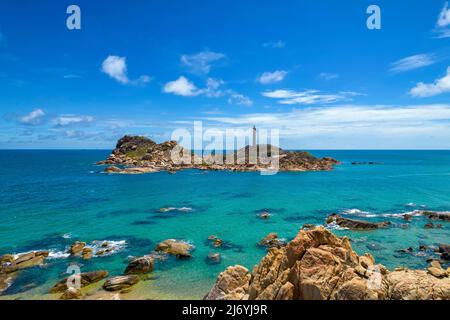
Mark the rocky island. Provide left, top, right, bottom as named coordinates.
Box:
left=97, top=135, right=339, bottom=174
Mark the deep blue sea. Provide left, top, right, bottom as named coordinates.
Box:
left=0, top=150, right=449, bottom=299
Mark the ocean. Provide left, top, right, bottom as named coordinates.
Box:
left=0, top=150, right=449, bottom=299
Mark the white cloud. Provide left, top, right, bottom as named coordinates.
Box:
left=202, top=104, right=450, bottom=148
left=262, top=89, right=360, bottom=105
left=19, top=109, right=45, bottom=125
left=181, top=50, right=225, bottom=74
left=434, top=2, right=450, bottom=38
left=227, top=92, right=253, bottom=106
left=410, top=67, right=450, bottom=97
left=262, top=41, right=285, bottom=48
left=101, top=55, right=151, bottom=85
left=53, top=115, right=94, bottom=127
left=319, top=72, right=339, bottom=80
left=438, top=2, right=450, bottom=27
left=163, top=76, right=199, bottom=96
left=163, top=76, right=252, bottom=105
left=390, top=54, right=436, bottom=73
left=258, top=70, right=288, bottom=84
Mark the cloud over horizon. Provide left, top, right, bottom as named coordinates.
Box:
left=262, top=89, right=361, bottom=105
left=101, top=55, right=151, bottom=85
left=258, top=70, right=288, bottom=84
left=181, top=50, right=226, bottom=75
left=410, top=66, right=450, bottom=97
left=390, top=54, right=437, bottom=73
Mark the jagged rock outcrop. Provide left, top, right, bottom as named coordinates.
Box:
left=0, top=251, right=49, bottom=274
left=326, top=214, right=391, bottom=231
left=102, top=275, right=140, bottom=292
left=98, top=135, right=339, bottom=174
left=205, top=227, right=450, bottom=300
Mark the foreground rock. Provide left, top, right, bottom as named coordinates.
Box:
left=98, top=135, right=339, bottom=174
left=50, top=270, right=109, bottom=293
left=205, top=227, right=450, bottom=300
left=204, top=266, right=251, bottom=300
left=60, top=287, right=82, bottom=300
left=124, top=256, right=154, bottom=275
left=0, top=273, right=13, bottom=294
left=102, top=275, right=140, bottom=291
left=155, top=239, right=193, bottom=259
left=326, top=214, right=391, bottom=231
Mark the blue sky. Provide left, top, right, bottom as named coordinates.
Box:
left=1, top=0, right=450, bottom=149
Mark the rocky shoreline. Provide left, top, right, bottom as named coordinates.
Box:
left=1, top=209, right=449, bottom=300
left=205, top=226, right=450, bottom=300
left=97, top=135, right=339, bottom=174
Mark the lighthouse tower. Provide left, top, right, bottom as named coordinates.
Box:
left=252, top=125, right=257, bottom=147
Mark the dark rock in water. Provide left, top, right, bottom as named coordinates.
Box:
left=438, top=244, right=450, bottom=261
left=50, top=270, right=109, bottom=293
left=302, top=224, right=316, bottom=230
left=424, top=222, right=443, bottom=229
left=82, top=248, right=93, bottom=260
left=124, top=256, right=154, bottom=275
left=258, top=211, right=271, bottom=219
left=206, top=253, right=221, bottom=265
left=397, top=247, right=414, bottom=254
left=102, top=275, right=140, bottom=291
left=420, top=211, right=450, bottom=222
left=60, top=287, right=82, bottom=300
left=403, top=214, right=412, bottom=221
left=326, top=213, right=391, bottom=231
left=366, top=243, right=384, bottom=251
left=258, top=233, right=286, bottom=249
left=131, top=220, right=155, bottom=226
left=155, top=239, right=193, bottom=259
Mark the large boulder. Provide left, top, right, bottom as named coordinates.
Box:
left=155, top=239, right=193, bottom=259
left=124, top=256, right=154, bottom=275
left=68, top=241, right=86, bottom=256
left=204, top=265, right=251, bottom=300
left=50, top=270, right=109, bottom=293
left=102, top=275, right=140, bottom=291
left=326, top=214, right=390, bottom=231
left=206, top=227, right=450, bottom=300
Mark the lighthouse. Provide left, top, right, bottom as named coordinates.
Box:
left=252, top=125, right=257, bottom=147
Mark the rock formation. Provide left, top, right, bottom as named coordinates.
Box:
left=155, top=239, right=193, bottom=259
left=102, top=275, right=140, bottom=292
left=205, top=227, right=450, bottom=300
left=326, top=214, right=391, bottom=230
left=124, top=256, right=154, bottom=275
left=98, top=135, right=339, bottom=174
left=50, top=270, right=109, bottom=293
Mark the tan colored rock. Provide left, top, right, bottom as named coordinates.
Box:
left=155, top=239, right=193, bottom=259
left=0, top=273, right=13, bottom=294
left=204, top=265, right=251, bottom=300
left=206, top=227, right=450, bottom=300
left=60, top=287, right=82, bottom=300
left=257, top=233, right=285, bottom=248
left=428, top=267, right=447, bottom=278
left=102, top=275, right=140, bottom=291
left=68, top=241, right=86, bottom=255
left=326, top=214, right=390, bottom=230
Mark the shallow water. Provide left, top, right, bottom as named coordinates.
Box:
left=0, top=150, right=449, bottom=299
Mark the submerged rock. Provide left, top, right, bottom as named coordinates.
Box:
left=155, top=239, right=193, bottom=259
left=420, top=211, right=450, bottom=222
left=207, top=253, right=221, bottom=264
left=438, top=244, right=450, bottom=261
left=50, top=270, right=109, bottom=293
left=257, top=233, right=286, bottom=249
left=326, top=214, right=391, bottom=231
left=258, top=211, right=271, bottom=219
left=206, top=227, right=450, bottom=300
left=124, top=256, right=154, bottom=275
left=102, top=275, right=140, bottom=291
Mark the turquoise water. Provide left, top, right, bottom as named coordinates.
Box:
left=0, top=150, right=449, bottom=299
